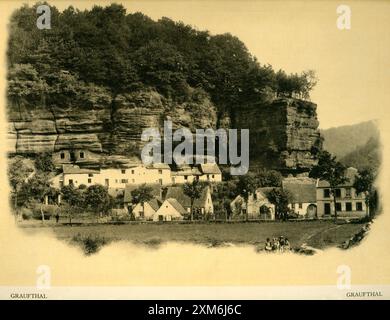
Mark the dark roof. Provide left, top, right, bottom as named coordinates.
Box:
left=123, top=183, right=162, bottom=203
left=199, top=163, right=221, bottom=174
left=145, top=163, right=171, bottom=170
left=165, top=198, right=187, bottom=215
left=282, top=178, right=317, bottom=203
left=255, top=187, right=276, bottom=198
left=316, top=167, right=359, bottom=188
left=62, top=165, right=100, bottom=175
left=165, top=185, right=210, bottom=208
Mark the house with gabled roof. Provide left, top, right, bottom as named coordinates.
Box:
left=230, top=187, right=275, bottom=220
left=153, top=198, right=187, bottom=221
left=132, top=198, right=162, bottom=220
left=198, top=163, right=222, bottom=182
left=316, top=167, right=367, bottom=218
left=165, top=185, right=214, bottom=218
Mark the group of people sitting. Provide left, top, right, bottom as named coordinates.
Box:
left=264, top=236, right=291, bottom=253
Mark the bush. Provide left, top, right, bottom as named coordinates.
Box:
left=20, top=207, right=33, bottom=220
left=72, top=234, right=109, bottom=255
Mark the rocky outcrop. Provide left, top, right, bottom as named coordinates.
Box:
left=7, top=88, right=219, bottom=162
left=234, top=98, right=322, bottom=173
left=8, top=91, right=321, bottom=173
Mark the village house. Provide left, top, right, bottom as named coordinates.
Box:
left=170, top=163, right=222, bottom=184
left=51, top=162, right=222, bottom=191
left=230, top=187, right=275, bottom=220
left=132, top=198, right=162, bottom=220
left=153, top=198, right=187, bottom=221
left=165, top=185, right=214, bottom=219
left=282, top=177, right=317, bottom=218
left=51, top=164, right=100, bottom=189
left=316, top=167, right=367, bottom=218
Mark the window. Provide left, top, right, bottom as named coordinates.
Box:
left=121, top=169, right=126, bottom=174
left=184, top=175, right=188, bottom=180
left=335, top=202, right=342, bottom=211
left=88, top=173, right=93, bottom=177
left=356, top=202, right=363, bottom=211
left=105, top=179, right=109, bottom=187
left=346, top=202, right=352, bottom=211
left=88, top=178, right=92, bottom=183
left=292, top=203, right=296, bottom=210
left=79, top=152, right=85, bottom=159
left=335, top=189, right=341, bottom=198
left=131, top=170, right=134, bottom=174
left=68, top=179, right=73, bottom=185
left=324, top=189, right=330, bottom=198
left=212, top=174, right=215, bottom=179
left=158, top=169, right=163, bottom=174
left=345, top=188, right=351, bottom=198
left=298, top=203, right=303, bottom=209
left=60, top=152, right=65, bottom=159
left=121, top=179, right=128, bottom=184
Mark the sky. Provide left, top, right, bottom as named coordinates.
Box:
left=8, top=0, right=390, bottom=128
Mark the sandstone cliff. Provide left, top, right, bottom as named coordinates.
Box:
left=7, top=91, right=321, bottom=173
left=234, top=98, right=322, bottom=173
left=7, top=88, right=218, bottom=162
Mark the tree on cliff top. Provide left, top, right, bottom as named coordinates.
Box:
left=7, top=3, right=317, bottom=118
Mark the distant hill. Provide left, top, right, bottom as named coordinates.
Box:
left=320, top=120, right=379, bottom=159
left=340, top=135, right=381, bottom=172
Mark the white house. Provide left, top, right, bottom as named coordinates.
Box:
left=165, top=185, right=214, bottom=218
left=153, top=198, right=187, bottom=221
left=230, top=187, right=275, bottom=220
left=282, top=177, right=317, bottom=218
left=51, top=162, right=222, bottom=191
left=316, top=167, right=367, bottom=218
left=51, top=164, right=100, bottom=189
left=132, top=198, right=161, bottom=220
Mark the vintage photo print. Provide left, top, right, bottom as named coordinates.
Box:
left=0, top=0, right=389, bottom=300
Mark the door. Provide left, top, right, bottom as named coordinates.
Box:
left=324, top=203, right=331, bottom=215
left=306, top=204, right=317, bottom=219
left=158, top=215, right=164, bottom=222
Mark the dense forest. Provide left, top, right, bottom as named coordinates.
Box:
left=7, top=2, right=317, bottom=123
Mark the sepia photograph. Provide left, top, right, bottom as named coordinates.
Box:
left=0, top=0, right=389, bottom=302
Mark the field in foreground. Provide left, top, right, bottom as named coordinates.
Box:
left=20, top=220, right=366, bottom=253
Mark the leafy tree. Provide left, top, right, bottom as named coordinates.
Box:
left=60, top=184, right=86, bottom=224
left=309, top=151, right=347, bottom=221
left=183, top=180, right=205, bottom=221
left=85, top=184, right=113, bottom=216
left=8, top=157, right=33, bottom=209
left=235, top=175, right=257, bottom=221
left=20, top=172, right=56, bottom=222
left=253, top=169, right=282, bottom=187
left=130, top=184, right=154, bottom=220
left=268, top=188, right=291, bottom=220
left=35, top=152, right=55, bottom=172
left=353, top=169, right=376, bottom=218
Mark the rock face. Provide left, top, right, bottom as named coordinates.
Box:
left=234, top=98, right=322, bottom=174
left=7, top=91, right=321, bottom=173
left=7, top=89, right=219, bottom=165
